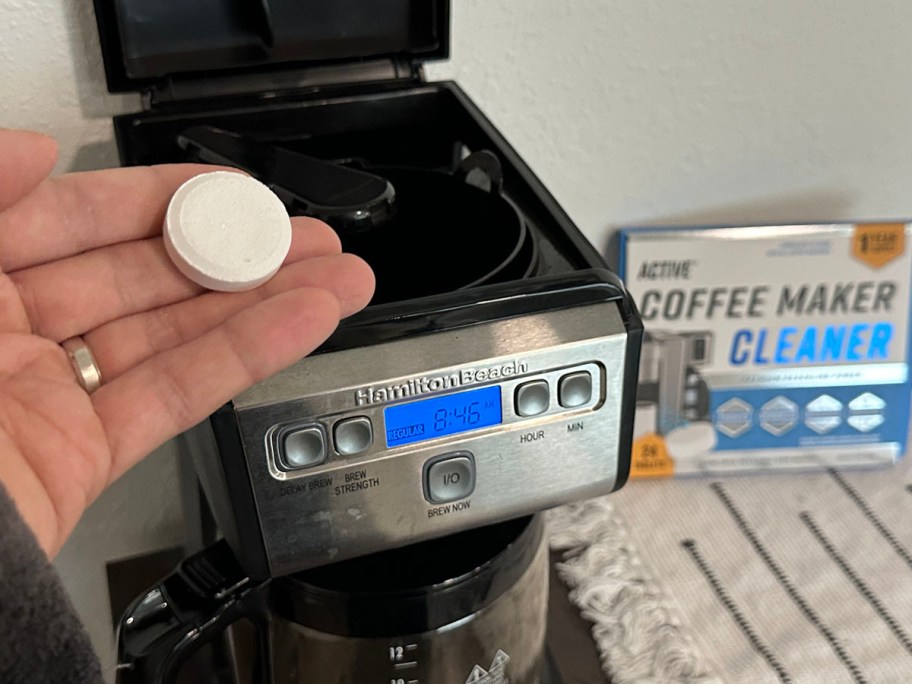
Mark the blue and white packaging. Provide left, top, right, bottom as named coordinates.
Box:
left=614, top=222, right=912, bottom=477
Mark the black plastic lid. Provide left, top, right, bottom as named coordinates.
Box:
left=93, top=0, right=450, bottom=93
left=272, top=515, right=544, bottom=637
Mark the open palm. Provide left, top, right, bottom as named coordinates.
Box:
left=0, top=129, right=375, bottom=557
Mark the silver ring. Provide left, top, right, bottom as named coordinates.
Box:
left=61, top=336, right=103, bottom=394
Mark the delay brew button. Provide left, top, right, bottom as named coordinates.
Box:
left=334, top=417, right=373, bottom=456
left=424, top=454, right=476, bottom=504
left=559, top=371, right=592, bottom=408
left=281, top=426, right=326, bottom=470
left=515, top=380, right=550, bottom=417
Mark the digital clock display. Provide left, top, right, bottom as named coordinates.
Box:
left=384, top=386, right=503, bottom=447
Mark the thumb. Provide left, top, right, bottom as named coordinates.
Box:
left=0, top=128, right=59, bottom=213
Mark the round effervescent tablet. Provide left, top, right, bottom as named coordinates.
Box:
left=664, top=421, right=718, bottom=460
left=163, top=171, right=291, bottom=292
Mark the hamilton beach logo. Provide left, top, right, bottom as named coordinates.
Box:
left=465, top=649, right=510, bottom=684
left=354, top=360, right=528, bottom=406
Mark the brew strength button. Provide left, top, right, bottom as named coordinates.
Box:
left=559, top=371, right=592, bottom=408
left=281, top=426, right=326, bottom=470
left=515, top=380, right=550, bottom=417
left=424, top=453, right=476, bottom=504
left=334, top=417, right=373, bottom=456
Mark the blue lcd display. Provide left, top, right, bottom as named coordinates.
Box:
left=384, top=386, right=503, bottom=447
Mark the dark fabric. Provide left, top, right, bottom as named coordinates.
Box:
left=0, top=483, right=103, bottom=683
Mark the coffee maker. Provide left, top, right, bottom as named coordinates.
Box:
left=637, top=330, right=712, bottom=435
left=93, top=1, right=644, bottom=681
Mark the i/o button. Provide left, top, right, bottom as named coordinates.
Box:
left=424, top=452, right=476, bottom=504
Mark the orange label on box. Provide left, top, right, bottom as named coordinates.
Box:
left=629, top=434, right=675, bottom=478
left=852, top=223, right=905, bottom=268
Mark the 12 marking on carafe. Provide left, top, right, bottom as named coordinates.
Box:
left=389, top=642, right=420, bottom=683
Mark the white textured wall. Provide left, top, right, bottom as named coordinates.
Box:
left=2, top=0, right=912, bottom=680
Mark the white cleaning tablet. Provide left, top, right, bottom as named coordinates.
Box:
left=164, top=171, right=292, bottom=292
left=664, top=421, right=717, bottom=461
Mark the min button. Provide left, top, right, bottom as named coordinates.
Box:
left=559, top=371, right=592, bottom=408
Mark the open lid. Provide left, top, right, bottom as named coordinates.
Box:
left=93, top=0, right=450, bottom=94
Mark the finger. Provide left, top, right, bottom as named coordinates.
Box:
left=0, top=273, right=29, bottom=334
left=10, top=216, right=341, bottom=341
left=0, top=164, right=239, bottom=271
left=93, top=287, right=342, bottom=483
left=85, top=252, right=374, bottom=381
left=0, top=128, right=58, bottom=212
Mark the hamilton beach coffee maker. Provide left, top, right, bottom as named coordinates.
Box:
left=94, top=2, right=643, bottom=682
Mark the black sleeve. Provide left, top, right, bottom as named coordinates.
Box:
left=0, top=483, right=104, bottom=684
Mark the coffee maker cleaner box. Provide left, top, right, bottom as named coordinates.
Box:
left=613, top=222, right=912, bottom=477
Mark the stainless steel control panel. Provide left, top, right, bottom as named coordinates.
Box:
left=230, top=301, right=630, bottom=575
left=264, top=360, right=602, bottom=479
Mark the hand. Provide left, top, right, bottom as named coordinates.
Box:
left=0, top=128, right=375, bottom=557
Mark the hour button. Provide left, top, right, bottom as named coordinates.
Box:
left=515, top=380, right=550, bottom=417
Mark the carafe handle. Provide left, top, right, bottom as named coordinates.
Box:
left=115, top=539, right=269, bottom=684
